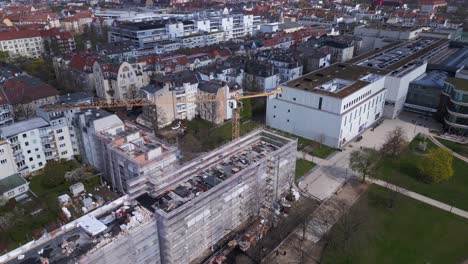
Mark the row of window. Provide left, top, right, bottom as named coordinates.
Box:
left=343, top=93, right=384, bottom=126
left=343, top=90, right=372, bottom=110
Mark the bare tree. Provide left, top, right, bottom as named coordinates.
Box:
left=380, top=126, right=408, bottom=157
left=317, top=200, right=369, bottom=263
left=349, top=148, right=380, bottom=182
left=13, top=103, right=35, bottom=120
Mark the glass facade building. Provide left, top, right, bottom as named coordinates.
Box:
left=405, top=71, right=448, bottom=115
left=440, top=77, right=468, bottom=136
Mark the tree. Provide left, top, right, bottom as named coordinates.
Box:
left=180, top=133, right=202, bottom=153
left=42, top=160, right=78, bottom=188
left=418, top=147, right=454, bottom=183
left=380, top=127, right=408, bottom=157
left=0, top=51, right=9, bottom=62
left=349, top=148, right=380, bottom=182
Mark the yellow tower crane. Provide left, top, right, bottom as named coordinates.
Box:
left=45, top=88, right=283, bottom=140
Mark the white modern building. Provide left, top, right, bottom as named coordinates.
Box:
left=0, top=117, right=74, bottom=175
left=266, top=64, right=388, bottom=148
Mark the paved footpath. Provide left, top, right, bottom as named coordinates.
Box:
left=367, top=177, right=468, bottom=219
left=428, top=134, right=468, bottom=163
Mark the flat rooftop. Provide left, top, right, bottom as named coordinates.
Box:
left=357, top=24, right=422, bottom=32
left=356, top=38, right=448, bottom=71
left=283, top=63, right=389, bottom=98
left=153, top=140, right=280, bottom=213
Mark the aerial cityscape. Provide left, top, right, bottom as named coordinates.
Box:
left=0, top=0, right=467, bottom=263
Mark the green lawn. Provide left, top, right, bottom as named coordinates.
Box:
left=269, top=129, right=336, bottom=159
left=295, top=159, right=316, bottom=181
left=374, top=135, right=468, bottom=211
left=185, top=119, right=260, bottom=151
left=323, top=185, right=468, bottom=264
left=437, top=138, right=468, bottom=158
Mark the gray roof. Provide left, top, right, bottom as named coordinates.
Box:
left=0, top=117, right=49, bottom=138
left=0, top=173, right=27, bottom=194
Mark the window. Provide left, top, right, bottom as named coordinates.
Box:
left=37, top=155, right=40, bottom=159
left=25, top=142, right=29, bottom=146
left=0, top=149, right=4, bottom=153
left=293, top=97, right=296, bottom=101
left=56, top=129, right=63, bottom=133
left=60, top=144, right=65, bottom=148
left=7, top=190, right=14, bottom=197
left=287, top=119, right=290, bottom=122
left=22, top=134, right=27, bottom=138
left=273, top=115, right=276, bottom=118
left=19, top=186, right=26, bottom=192
left=61, top=151, right=68, bottom=155
left=318, top=97, right=323, bottom=110
left=274, top=105, right=276, bottom=109
left=29, top=157, right=33, bottom=161
left=27, top=150, right=31, bottom=154
left=39, top=162, right=43, bottom=166
left=58, top=136, right=65, bottom=141
left=35, top=148, right=39, bottom=151
left=0, top=159, right=6, bottom=164
left=287, top=109, right=290, bottom=113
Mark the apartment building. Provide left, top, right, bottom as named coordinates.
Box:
left=140, top=71, right=199, bottom=127
left=1, top=129, right=295, bottom=264
left=0, top=30, right=44, bottom=58
left=93, top=60, right=150, bottom=100
left=197, top=81, right=242, bottom=124
left=108, top=12, right=260, bottom=50
left=257, top=50, right=303, bottom=83
left=244, top=61, right=280, bottom=91
left=0, top=117, right=74, bottom=175
left=74, top=109, right=178, bottom=193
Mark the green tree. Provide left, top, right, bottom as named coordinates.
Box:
left=418, top=148, right=454, bottom=183
left=42, top=160, right=78, bottom=188
left=349, top=148, right=380, bottom=182
left=240, top=98, right=252, bottom=120
left=0, top=50, right=9, bottom=62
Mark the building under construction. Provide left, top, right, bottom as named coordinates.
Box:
left=1, top=129, right=297, bottom=264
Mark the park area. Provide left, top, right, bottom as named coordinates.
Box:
left=269, top=129, right=336, bottom=159
left=373, top=134, right=468, bottom=211
left=295, top=159, right=316, bottom=181
left=0, top=160, right=117, bottom=251
left=322, top=185, right=468, bottom=264
left=437, top=137, right=468, bottom=158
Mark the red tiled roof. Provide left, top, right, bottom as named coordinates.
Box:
left=0, top=29, right=41, bottom=41
left=68, top=54, right=97, bottom=71
left=3, top=76, right=59, bottom=104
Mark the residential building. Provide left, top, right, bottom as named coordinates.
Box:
left=420, top=0, right=447, bottom=13
left=93, top=60, right=150, bottom=100
left=0, top=117, right=74, bottom=175
left=197, top=81, right=242, bottom=124
left=74, top=109, right=179, bottom=193
left=0, top=30, right=44, bottom=58
left=53, top=53, right=97, bottom=93
left=257, top=50, right=303, bottom=82
left=140, top=70, right=199, bottom=127
left=1, top=75, right=59, bottom=120
left=1, top=129, right=296, bottom=264
left=244, top=61, right=280, bottom=91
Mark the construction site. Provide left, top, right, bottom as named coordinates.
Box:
left=1, top=129, right=298, bottom=264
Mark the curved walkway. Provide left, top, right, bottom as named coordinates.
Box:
left=427, top=134, right=468, bottom=163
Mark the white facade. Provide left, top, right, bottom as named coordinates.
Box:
left=383, top=62, right=428, bottom=119
left=0, top=141, right=18, bottom=178
left=266, top=73, right=387, bottom=148
left=94, top=61, right=150, bottom=100
left=0, top=34, right=44, bottom=59
left=0, top=117, right=74, bottom=175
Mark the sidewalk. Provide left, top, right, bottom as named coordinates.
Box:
left=367, top=177, right=468, bottom=219
left=428, top=135, right=468, bottom=163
